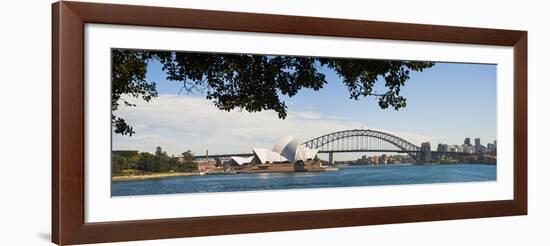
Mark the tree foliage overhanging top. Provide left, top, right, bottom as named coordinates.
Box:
left=112, top=49, right=434, bottom=136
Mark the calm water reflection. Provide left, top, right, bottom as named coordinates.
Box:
left=112, top=163, right=496, bottom=196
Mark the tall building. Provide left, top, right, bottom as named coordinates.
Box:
left=437, top=143, right=449, bottom=152
left=462, top=144, right=475, bottom=154
left=474, top=138, right=483, bottom=153
left=455, top=145, right=463, bottom=153
left=487, top=143, right=496, bottom=153
left=464, top=138, right=471, bottom=146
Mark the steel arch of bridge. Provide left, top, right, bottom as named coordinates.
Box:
left=194, top=129, right=425, bottom=160
left=303, top=129, right=421, bottom=154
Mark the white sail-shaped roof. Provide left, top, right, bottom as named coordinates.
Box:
left=276, top=137, right=319, bottom=163
left=280, top=138, right=301, bottom=163
left=273, top=135, right=294, bottom=153
left=252, top=148, right=288, bottom=164
left=304, top=148, right=319, bottom=160
left=230, top=156, right=254, bottom=165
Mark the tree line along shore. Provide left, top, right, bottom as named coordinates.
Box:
left=112, top=147, right=200, bottom=182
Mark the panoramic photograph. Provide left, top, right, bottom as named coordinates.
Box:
left=110, top=48, right=497, bottom=196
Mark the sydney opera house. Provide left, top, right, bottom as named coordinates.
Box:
left=228, top=136, right=332, bottom=173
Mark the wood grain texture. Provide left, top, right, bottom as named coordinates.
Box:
left=513, top=34, right=528, bottom=213
left=70, top=200, right=524, bottom=245
left=52, top=1, right=528, bottom=245
left=51, top=3, right=59, bottom=243
left=62, top=1, right=525, bottom=46
left=52, top=2, right=85, bottom=245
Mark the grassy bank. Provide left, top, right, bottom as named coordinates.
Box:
left=112, top=171, right=200, bottom=182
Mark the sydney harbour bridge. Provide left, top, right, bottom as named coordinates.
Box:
left=194, top=129, right=467, bottom=164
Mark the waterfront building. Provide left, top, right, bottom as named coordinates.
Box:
left=449, top=144, right=461, bottom=153
left=229, top=136, right=319, bottom=165
left=436, top=144, right=449, bottom=152
left=462, top=144, right=475, bottom=154
left=381, top=154, right=388, bottom=165
left=464, top=138, right=471, bottom=146
left=197, top=160, right=217, bottom=172
left=476, top=145, right=487, bottom=154
left=475, top=138, right=486, bottom=153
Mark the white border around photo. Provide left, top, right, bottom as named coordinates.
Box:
left=85, top=24, right=514, bottom=223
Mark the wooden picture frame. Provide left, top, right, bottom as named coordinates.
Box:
left=52, top=1, right=527, bottom=245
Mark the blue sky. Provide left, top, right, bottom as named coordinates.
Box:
left=113, top=56, right=496, bottom=157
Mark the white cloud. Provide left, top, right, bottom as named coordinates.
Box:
left=288, top=111, right=322, bottom=120
left=113, top=95, right=434, bottom=156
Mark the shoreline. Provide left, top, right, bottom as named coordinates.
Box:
left=112, top=172, right=200, bottom=182
left=112, top=163, right=495, bottom=182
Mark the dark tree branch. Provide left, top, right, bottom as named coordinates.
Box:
left=111, top=49, right=434, bottom=135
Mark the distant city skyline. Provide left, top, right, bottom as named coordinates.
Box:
left=112, top=57, right=496, bottom=158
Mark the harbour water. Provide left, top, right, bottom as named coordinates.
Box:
left=111, top=163, right=496, bottom=196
